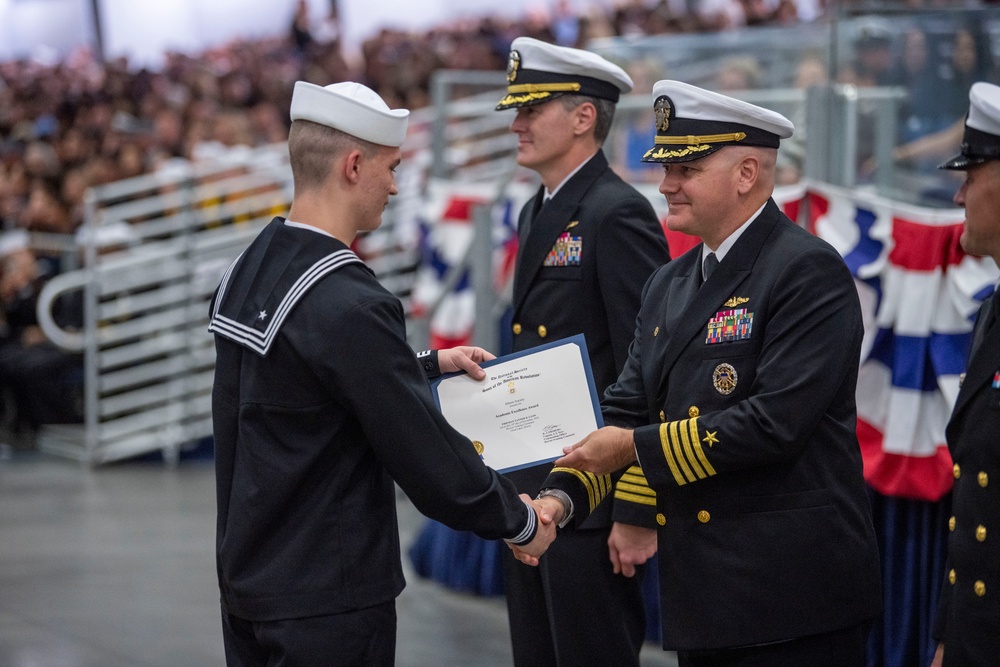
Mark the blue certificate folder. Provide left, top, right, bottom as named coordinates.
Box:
left=430, top=334, right=604, bottom=474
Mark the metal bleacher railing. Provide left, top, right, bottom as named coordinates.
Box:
left=33, top=10, right=987, bottom=463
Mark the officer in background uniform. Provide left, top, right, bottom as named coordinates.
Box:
left=495, top=36, right=670, bottom=667
left=209, top=81, right=555, bottom=667
left=534, top=80, right=883, bottom=667
left=931, top=81, right=1000, bottom=667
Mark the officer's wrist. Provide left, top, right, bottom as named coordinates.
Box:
left=536, top=488, right=573, bottom=528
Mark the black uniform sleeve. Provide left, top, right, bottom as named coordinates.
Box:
left=416, top=349, right=441, bottom=378
left=310, top=292, right=536, bottom=544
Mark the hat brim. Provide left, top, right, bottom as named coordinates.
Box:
left=938, top=153, right=987, bottom=171
left=495, top=91, right=563, bottom=111
left=641, top=143, right=724, bottom=164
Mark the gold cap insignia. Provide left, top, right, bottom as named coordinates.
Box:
left=506, top=50, right=521, bottom=84
left=654, top=95, right=672, bottom=132
left=472, top=440, right=485, bottom=455
left=723, top=296, right=750, bottom=308
left=713, top=363, right=738, bottom=395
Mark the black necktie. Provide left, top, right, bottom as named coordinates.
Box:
left=703, top=252, right=719, bottom=281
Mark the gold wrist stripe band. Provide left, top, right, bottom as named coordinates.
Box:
left=654, top=132, right=747, bottom=145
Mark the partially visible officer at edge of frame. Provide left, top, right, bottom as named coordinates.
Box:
left=523, top=79, right=883, bottom=667
left=931, top=80, right=1000, bottom=667
left=208, top=80, right=556, bottom=667
left=496, top=35, right=670, bottom=667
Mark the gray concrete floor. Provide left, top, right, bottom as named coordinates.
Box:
left=0, top=446, right=677, bottom=667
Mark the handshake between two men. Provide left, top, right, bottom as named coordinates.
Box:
left=438, top=345, right=646, bottom=569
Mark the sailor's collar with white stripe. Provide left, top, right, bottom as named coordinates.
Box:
left=208, top=222, right=363, bottom=356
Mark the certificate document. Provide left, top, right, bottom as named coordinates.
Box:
left=432, top=335, right=603, bottom=473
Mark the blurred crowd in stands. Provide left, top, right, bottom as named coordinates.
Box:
left=0, top=0, right=993, bottom=442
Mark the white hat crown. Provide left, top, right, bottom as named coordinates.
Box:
left=641, top=80, right=793, bottom=163
left=290, top=81, right=410, bottom=147
left=650, top=80, right=793, bottom=139
left=967, top=81, right=1000, bottom=136
left=496, top=37, right=632, bottom=110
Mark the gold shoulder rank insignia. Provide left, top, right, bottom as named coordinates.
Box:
left=724, top=296, right=749, bottom=307
left=565, top=221, right=579, bottom=229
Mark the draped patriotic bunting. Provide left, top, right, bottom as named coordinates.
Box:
left=806, top=182, right=998, bottom=501
left=411, top=179, right=534, bottom=349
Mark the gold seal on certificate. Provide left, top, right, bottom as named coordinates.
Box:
left=431, top=335, right=603, bottom=473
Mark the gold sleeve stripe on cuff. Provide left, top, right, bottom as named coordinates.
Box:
left=614, top=490, right=657, bottom=506
left=550, top=467, right=611, bottom=513
left=615, top=481, right=656, bottom=497
left=621, top=465, right=650, bottom=484
left=619, top=472, right=653, bottom=487
left=659, top=423, right=687, bottom=486
left=669, top=420, right=697, bottom=483
left=680, top=417, right=708, bottom=479
left=690, top=421, right=718, bottom=476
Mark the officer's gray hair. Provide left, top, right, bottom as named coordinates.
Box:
left=558, top=95, right=616, bottom=145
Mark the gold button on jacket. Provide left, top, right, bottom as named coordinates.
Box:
left=949, top=569, right=956, bottom=584
left=688, top=406, right=699, bottom=418
left=537, top=325, right=547, bottom=338
left=512, top=323, right=522, bottom=335
left=976, top=525, right=987, bottom=542
left=953, top=464, right=961, bottom=479
left=949, top=516, right=956, bottom=531
left=697, top=510, right=711, bottom=524
left=979, top=471, right=989, bottom=488
left=975, top=580, right=986, bottom=597
left=656, top=513, right=666, bottom=526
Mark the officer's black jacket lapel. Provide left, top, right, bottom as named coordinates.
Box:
left=654, top=200, right=780, bottom=402
left=512, top=185, right=545, bottom=301
left=512, top=152, right=608, bottom=313
left=645, top=249, right=701, bottom=395
left=949, top=313, right=1000, bottom=425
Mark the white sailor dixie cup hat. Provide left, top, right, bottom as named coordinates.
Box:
left=290, top=81, right=410, bottom=147
left=940, top=82, right=1000, bottom=170
left=495, top=37, right=633, bottom=111
left=641, top=80, right=794, bottom=163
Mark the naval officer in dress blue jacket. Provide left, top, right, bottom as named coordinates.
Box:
left=931, top=81, right=1000, bottom=667
left=526, top=80, right=883, bottom=667
left=497, top=36, right=670, bottom=667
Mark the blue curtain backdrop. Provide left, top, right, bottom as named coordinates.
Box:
left=408, top=487, right=949, bottom=664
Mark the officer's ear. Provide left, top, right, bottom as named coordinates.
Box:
left=343, top=149, right=364, bottom=185
left=572, top=101, right=597, bottom=138
left=735, top=152, right=762, bottom=195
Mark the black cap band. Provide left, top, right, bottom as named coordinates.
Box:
left=496, top=68, right=622, bottom=110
